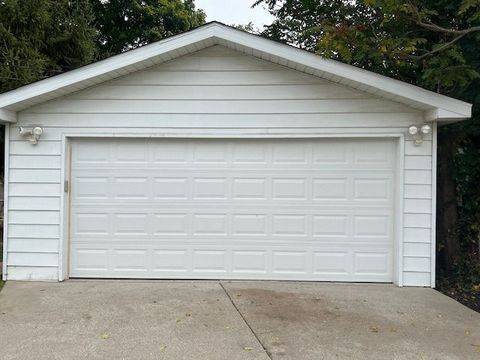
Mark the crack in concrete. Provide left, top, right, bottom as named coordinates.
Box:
left=219, top=281, right=273, bottom=360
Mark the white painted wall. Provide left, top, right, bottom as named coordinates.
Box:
left=4, top=46, right=434, bottom=286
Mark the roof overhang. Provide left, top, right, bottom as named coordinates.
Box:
left=0, top=22, right=472, bottom=123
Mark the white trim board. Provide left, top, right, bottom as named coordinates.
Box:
left=59, top=132, right=405, bottom=284
left=2, top=124, right=10, bottom=280
left=0, top=22, right=471, bottom=122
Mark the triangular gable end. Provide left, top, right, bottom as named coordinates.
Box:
left=0, top=22, right=471, bottom=123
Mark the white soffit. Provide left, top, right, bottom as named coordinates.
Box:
left=0, top=22, right=472, bottom=123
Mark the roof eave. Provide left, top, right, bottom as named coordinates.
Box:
left=0, top=108, right=17, bottom=123
left=0, top=22, right=472, bottom=121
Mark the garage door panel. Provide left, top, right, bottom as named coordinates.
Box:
left=70, top=138, right=395, bottom=281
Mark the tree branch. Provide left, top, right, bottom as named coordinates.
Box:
left=415, top=20, right=480, bottom=35
left=410, top=32, right=469, bottom=59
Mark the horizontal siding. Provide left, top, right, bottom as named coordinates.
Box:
left=7, top=238, right=59, bottom=253
left=7, top=266, right=58, bottom=281
left=10, top=141, right=62, bottom=155
left=10, top=155, right=61, bottom=169
left=18, top=113, right=423, bottom=128
left=404, top=214, right=431, bottom=228
left=405, top=156, right=432, bottom=170
left=26, top=99, right=416, bottom=114
left=71, top=84, right=371, bottom=100
left=403, top=242, right=431, bottom=257
left=403, top=271, right=431, bottom=287
left=9, top=211, right=60, bottom=225
left=9, top=169, right=61, bottom=183
left=404, top=257, right=431, bottom=272
left=108, top=70, right=329, bottom=85
left=404, top=185, right=432, bottom=199
left=7, top=252, right=58, bottom=267
left=404, top=170, right=431, bottom=185
left=9, top=183, right=61, bottom=197
left=8, top=224, right=60, bottom=239
left=6, top=45, right=434, bottom=286
left=404, top=199, right=431, bottom=214
left=9, top=197, right=60, bottom=211
left=404, top=228, right=431, bottom=243
left=404, top=140, right=432, bottom=155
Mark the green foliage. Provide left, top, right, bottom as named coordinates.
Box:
left=0, top=0, right=206, bottom=93
left=232, top=22, right=260, bottom=34
left=0, top=0, right=97, bottom=93
left=91, top=0, right=206, bottom=58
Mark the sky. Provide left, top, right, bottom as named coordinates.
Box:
left=195, top=0, right=275, bottom=29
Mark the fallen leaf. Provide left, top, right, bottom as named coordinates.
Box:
left=370, top=326, right=379, bottom=333
left=100, top=334, right=109, bottom=340
left=159, top=346, right=166, bottom=351
left=244, top=347, right=254, bottom=351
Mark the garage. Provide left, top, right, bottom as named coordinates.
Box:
left=69, top=137, right=396, bottom=281
left=0, top=22, right=472, bottom=286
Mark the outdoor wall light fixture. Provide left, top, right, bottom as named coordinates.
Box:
left=19, top=126, right=44, bottom=145
left=408, top=124, right=431, bottom=146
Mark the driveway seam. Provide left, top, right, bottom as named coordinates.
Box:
left=219, top=281, right=272, bottom=360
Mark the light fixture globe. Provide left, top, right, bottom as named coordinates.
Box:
left=408, top=125, right=419, bottom=135
left=420, top=124, right=431, bottom=135
left=33, top=127, right=43, bottom=136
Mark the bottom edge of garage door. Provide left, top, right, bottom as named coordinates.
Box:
left=68, top=274, right=393, bottom=283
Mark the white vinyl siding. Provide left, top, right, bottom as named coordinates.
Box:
left=5, top=46, right=433, bottom=285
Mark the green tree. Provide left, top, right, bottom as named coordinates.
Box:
left=256, top=0, right=480, bottom=282
left=91, top=0, right=206, bottom=58
left=0, top=0, right=97, bottom=93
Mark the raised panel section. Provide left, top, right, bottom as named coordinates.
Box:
left=193, top=215, right=227, bottom=235
left=193, top=251, right=227, bottom=273
left=153, top=214, right=188, bottom=235
left=233, top=251, right=267, bottom=273
left=354, top=216, right=389, bottom=237
left=74, top=177, right=109, bottom=199
left=113, top=250, right=148, bottom=271
left=354, top=253, right=390, bottom=275
left=313, top=178, right=348, bottom=200
left=154, top=178, right=188, bottom=199
left=232, top=215, right=266, bottom=235
left=272, top=178, right=306, bottom=200
left=153, top=250, right=189, bottom=272
left=273, top=251, right=307, bottom=274
left=193, top=178, right=227, bottom=199
left=272, top=215, right=307, bottom=236
left=354, top=178, right=390, bottom=200
left=233, top=178, right=266, bottom=199
left=313, top=252, right=349, bottom=274
left=313, top=216, right=348, bottom=237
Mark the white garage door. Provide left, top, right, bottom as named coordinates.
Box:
left=69, top=138, right=396, bottom=282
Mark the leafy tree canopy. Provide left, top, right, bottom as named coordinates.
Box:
left=255, top=0, right=480, bottom=96
left=0, top=0, right=97, bottom=92
left=91, top=0, right=206, bottom=58
left=0, top=0, right=206, bottom=93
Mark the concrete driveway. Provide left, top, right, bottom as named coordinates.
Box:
left=0, top=281, right=479, bottom=360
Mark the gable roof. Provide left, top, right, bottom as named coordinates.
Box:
left=0, top=21, right=471, bottom=123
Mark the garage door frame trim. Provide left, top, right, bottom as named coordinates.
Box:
left=58, top=132, right=405, bottom=286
